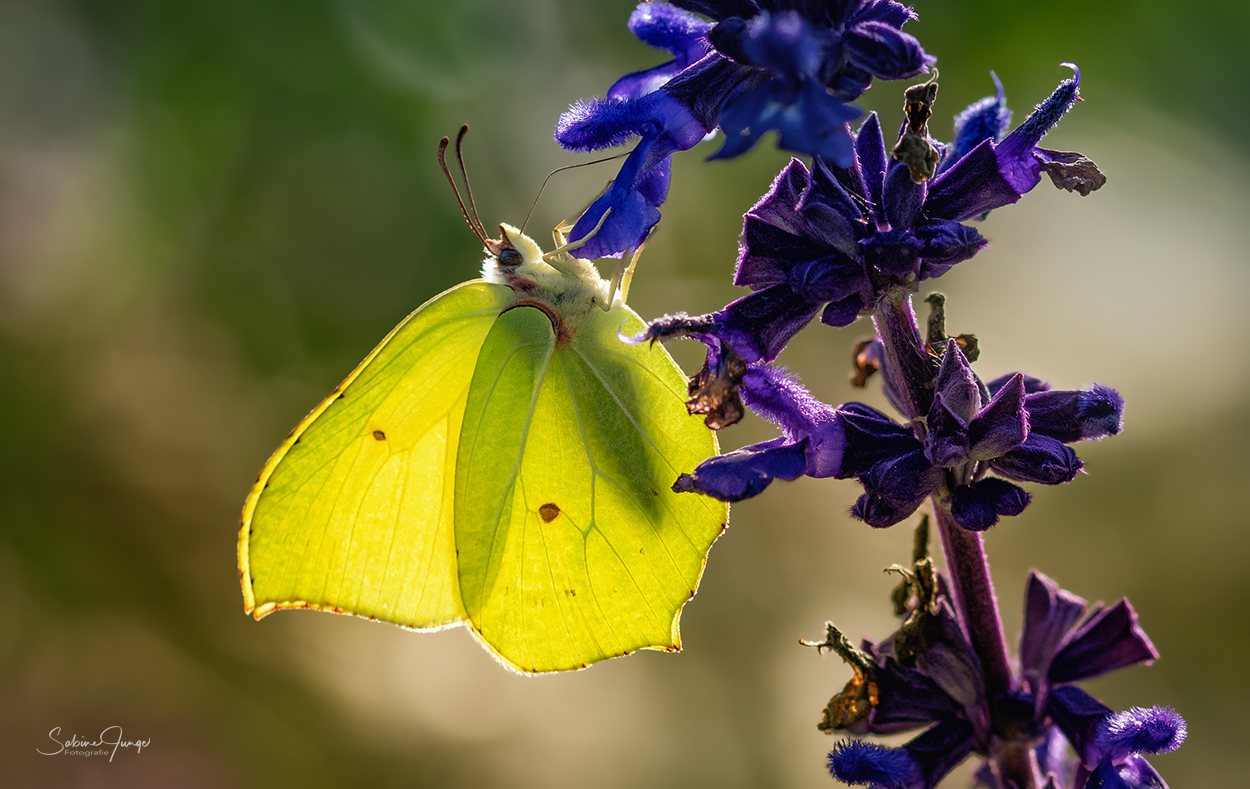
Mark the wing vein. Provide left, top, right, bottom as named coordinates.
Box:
left=561, top=364, right=666, bottom=631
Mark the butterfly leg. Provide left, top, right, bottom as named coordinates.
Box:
left=607, top=226, right=654, bottom=307
left=542, top=208, right=613, bottom=263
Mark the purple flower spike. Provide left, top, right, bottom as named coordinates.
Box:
left=640, top=66, right=1112, bottom=367
left=817, top=564, right=1181, bottom=789
left=1012, top=574, right=1182, bottom=784
left=820, top=566, right=1182, bottom=789
left=704, top=1, right=932, bottom=162
left=709, top=11, right=865, bottom=163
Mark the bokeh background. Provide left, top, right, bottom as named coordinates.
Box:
left=2, top=0, right=1247, bottom=786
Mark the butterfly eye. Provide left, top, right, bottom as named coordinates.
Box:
left=498, top=248, right=523, bottom=267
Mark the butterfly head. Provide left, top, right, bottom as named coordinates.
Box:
left=481, top=223, right=547, bottom=285
left=486, top=224, right=543, bottom=269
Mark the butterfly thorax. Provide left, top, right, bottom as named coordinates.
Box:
left=481, top=223, right=619, bottom=344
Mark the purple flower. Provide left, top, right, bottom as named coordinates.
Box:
left=840, top=340, right=1122, bottom=529
left=649, top=328, right=1121, bottom=515
left=555, top=0, right=933, bottom=257
left=630, top=67, right=1099, bottom=374
left=706, top=9, right=871, bottom=163
left=1081, top=707, right=1186, bottom=789
left=816, top=565, right=984, bottom=789
left=926, top=64, right=1107, bottom=222
left=1021, top=573, right=1159, bottom=747
left=670, top=363, right=848, bottom=501
left=1017, top=572, right=1181, bottom=788
left=822, top=568, right=1182, bottom=789
left=939, top=72, right=1012, bottom=175
left=659, top=0, right=933, bottom=163
left=555, top=4, right=716, bottom=258
left=827, top=720, right=974, bottom=789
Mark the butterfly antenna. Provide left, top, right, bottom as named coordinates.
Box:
left=520, top=152, right=629, bottom=234
left=438, top=134, right=487, bottom=244
left=453, top=125, right=490, bottom=240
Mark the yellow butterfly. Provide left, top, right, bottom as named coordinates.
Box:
left=239, top=128, right=727, bottom=673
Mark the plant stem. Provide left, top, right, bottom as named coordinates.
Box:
left=871, top=289, right=934, bottom=420
left=934, top=502, right=1041, bottom=789
left=932, top=503, right=1012, bottom=700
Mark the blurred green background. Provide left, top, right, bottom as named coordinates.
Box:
left=2, top=0, right=1247, bottom=786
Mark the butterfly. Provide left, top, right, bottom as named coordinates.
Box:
left=237, top=127, right=727, bottom=674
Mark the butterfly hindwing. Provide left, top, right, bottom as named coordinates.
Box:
left=240, top=280, right=513, bottom=629
left=454, top=303, right=727, bottom=673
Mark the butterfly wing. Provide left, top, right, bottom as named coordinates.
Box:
left=240, top=280, right=514, bottom=629
left=455, top=303, right=727, bottom=673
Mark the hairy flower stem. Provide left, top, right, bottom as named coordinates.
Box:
left=871, top=289, right=934, bottom=421
left=934, top=503, right=1040, bottom=789
left=931, top=504, right=1012, bottom=701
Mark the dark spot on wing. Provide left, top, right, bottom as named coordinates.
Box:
left=539, top=503, right=561, bottom=523
left=373, top=429, right=387, bottom=441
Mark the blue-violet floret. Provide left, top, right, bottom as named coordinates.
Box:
left=555, top=0, right=933, bottom=257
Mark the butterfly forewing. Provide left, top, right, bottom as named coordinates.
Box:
left=241, top=280, right=513, bottom=629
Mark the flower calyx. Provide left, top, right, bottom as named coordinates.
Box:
left=804, top=621, right=881, bottom=732
left=893, top=73, right=943, bottom=184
